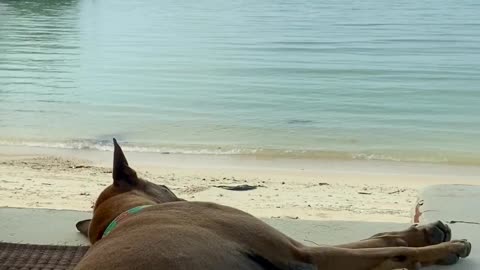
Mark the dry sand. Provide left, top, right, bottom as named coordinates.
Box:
left=1, top=146, right=479, bottom=223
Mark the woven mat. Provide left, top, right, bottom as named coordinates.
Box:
left=0, top=242, right=89, bottom=270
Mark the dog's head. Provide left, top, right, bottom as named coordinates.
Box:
left=76, top=138, right=180, bottom=239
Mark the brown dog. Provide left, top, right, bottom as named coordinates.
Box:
left=74, top=139, right=471, bottom=270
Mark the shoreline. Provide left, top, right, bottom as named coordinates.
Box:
left=1, top=140, right=480, bottom=167
left=0, top=145, right=479, bottom=223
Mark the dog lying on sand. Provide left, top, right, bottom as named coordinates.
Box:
left=74, top=139, right=471, bottom=270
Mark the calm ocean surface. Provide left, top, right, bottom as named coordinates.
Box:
left=1, top=0, right=479, bottom=165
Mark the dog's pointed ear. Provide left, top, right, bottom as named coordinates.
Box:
left=112, top=138, right=138, bottom=186
left=76, top=219, right=91, bottom=237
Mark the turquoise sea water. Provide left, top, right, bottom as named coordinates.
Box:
left=1, top=0, right=480, bottom=164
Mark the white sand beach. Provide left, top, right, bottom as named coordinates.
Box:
left=1, top=145, right=479, bottom=223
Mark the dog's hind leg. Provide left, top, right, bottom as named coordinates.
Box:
left=335, top=221, right=451, bottom=249
left=304, top=239, right=471, bottom=270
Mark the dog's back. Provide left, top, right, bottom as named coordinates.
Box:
left=75, top=201, right=314, bottom=270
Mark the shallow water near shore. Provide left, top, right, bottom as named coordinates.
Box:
left=1, top=0, right=480, bottom=165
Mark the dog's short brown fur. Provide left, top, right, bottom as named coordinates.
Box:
left=74, top=139, right=471, bottom=270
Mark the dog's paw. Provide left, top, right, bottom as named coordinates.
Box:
left=436, top=239, right=472, bottom=265
left=455, top=239, right=472, bottom=258
left=417, top=221, right=451, bottom=245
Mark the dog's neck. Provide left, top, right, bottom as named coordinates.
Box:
left=89, top=192, right=156, bottom=244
